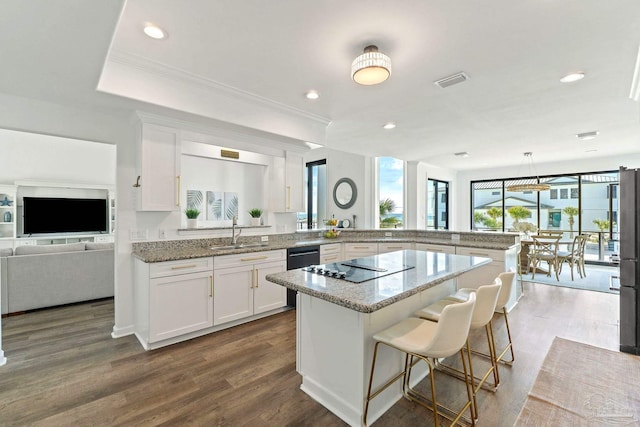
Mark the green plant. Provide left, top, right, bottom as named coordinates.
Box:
left=593, top=219, right=613, bottom=233
left=248, top=208, right=263, bottom=218
left=563, top=206, right=579, bottom=236
left=184, top=208, right=200, bottom=219
left=507, top=206, right=531, bottom=223
left=379, top=198, right=396, bottom=216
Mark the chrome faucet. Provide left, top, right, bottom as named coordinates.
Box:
left=231, top=216, right=242, bottom=245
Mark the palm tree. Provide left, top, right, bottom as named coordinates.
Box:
left=379, top=198, right=399, bottom=228
left=563, top=206, right=579, bottom=237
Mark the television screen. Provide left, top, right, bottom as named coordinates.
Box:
left=23, top=197, right=108, bottom=235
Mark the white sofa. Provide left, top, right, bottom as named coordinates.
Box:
left=0, top=242, right=114, bottom=314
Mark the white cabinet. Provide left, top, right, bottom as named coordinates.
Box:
left=134, top=257, right=213, bottom=349
left=344, top=243, right=378, bottom=259
left=137, top=123, right=181, bottom=211
left=455, top=246, right=518, bottom=311
left=0, top=185, right=16, bottom=240
left=415, top=243, right=456, bottom=254
left=378, top=242, right=414, bottom=254
left=271, top=152, right=304, bottom=212
left=320, top=243, right=342, bottom=264
left=213, top=250, right=286, bottom=325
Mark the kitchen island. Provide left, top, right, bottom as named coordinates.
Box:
left=266, top=249, right=491, bottom=427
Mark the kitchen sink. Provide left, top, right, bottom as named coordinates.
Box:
left=210, top=243, right=270, bottom=250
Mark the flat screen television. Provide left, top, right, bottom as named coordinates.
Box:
left=23, top=197, right=109, bottom=235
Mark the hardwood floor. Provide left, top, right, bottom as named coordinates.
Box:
left=0, top=281, right=619, bottom=426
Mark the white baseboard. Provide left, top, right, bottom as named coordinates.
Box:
left=111, top=324, right=134, bottom=338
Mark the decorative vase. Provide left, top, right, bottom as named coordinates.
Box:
left=186, top=218, right=198, bottom=228
left=251, top=217, right=261, bottom=226
left=4, top=210, right=11, bottom=222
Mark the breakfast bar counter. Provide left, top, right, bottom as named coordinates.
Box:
left=266, top=249, right=490, bottom=426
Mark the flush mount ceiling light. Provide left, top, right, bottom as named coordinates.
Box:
left=383, top=122, right=396, bottom=130
left=351, top=45, right=391, bottom=85
left=454, top=152, right=470, bottom=158
left=305, top=90, right=319, bottom=100
left=576, top=130, right=599, bottom=140
left=143, top=23, right=167, bottom=40
left=506, top=152, right=551, bottom=192
left=560, top=72, right=585, bottom=83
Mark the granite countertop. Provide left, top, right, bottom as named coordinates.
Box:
left=265, top=250, right=491, bottom=313
left=132, top=235, right=518, bottom=263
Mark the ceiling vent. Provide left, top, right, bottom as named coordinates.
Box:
left=434, top=72, right=469, bottom=89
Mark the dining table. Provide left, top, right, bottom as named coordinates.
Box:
left=519, top=237, right=574, bottom=276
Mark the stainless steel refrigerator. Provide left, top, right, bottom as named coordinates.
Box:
left=619, top=166, right=640, bottom=354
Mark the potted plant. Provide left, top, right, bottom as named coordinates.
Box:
left=248, top=208, right=263, bottom=226
left=184, top=208, right=200, bottom=228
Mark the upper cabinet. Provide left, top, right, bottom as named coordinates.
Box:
left=0, top=185, right=17, bottom=239
left=137, top=123, right=181, bottom=211
left=271, top=152, right=304, bottom=213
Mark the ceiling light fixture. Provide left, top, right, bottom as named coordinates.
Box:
left=383, top=122, right=396, bottom=130
left=305, top=90, right=319, bottom=100
left=576, top=130, right=599, bottom=140
left=560, top=72, right=585, bottom=83
left=506, top=152, right=551, bottom=192
left=351, top=45, right=391, bottom=85
left=143, top=23, right=166, bottom=40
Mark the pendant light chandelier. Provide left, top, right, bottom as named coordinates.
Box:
left=351, top=45, right=392, bottom=85
left=506, top=152, right=551, bottom=192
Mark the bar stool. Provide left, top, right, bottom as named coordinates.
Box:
left=363, top=293, right=476, bottom=427
left=414, top=281, right=502, bottom=420
left=448, top=272, right=516, bottom=365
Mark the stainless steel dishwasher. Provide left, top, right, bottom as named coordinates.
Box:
left=286, top=245, right=320, bottom=307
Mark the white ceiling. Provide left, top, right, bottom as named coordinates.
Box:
left=3, top=0, right=640, bottom=170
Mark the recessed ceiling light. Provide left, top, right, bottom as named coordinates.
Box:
left=305, top=90, right=319, bottom=100
left=143, top=23, right=166, bottom=40
left=576, top=130, right=599, bottom=140
left=560, top=72, right=585, bottom=83
left=383, top=122, right=396, bottom=130
left=454, top=152, right=470, bottom=158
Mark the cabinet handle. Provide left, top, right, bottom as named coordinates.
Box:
left=286, top=186, right=291, bottom=210
left=255, top=268, right=259, bottom=288
left=469, top=252, right=489, bottom=257
left=353, top=246, right=370, bottom=249
left=241, top=255, right=268, bottom=262
left=209, top=276, right=213, bottom=297
left=250, top=269, right=255, bottom=289
left=324, top=255, right=338, bottom=261
left=171, top=264, right=197, bottom=270
left=386, top=246, right=404, bottom=249
left=176, top=175, right=181, bottom=207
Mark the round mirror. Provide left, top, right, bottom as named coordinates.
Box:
left=333, top=178, right=357, bottom=209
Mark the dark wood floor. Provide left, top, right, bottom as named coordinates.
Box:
left=0, top=281, right=619, bottom=426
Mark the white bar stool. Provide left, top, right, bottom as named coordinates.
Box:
left=414, top=281, right=502, bottom=421
left=363, top=293, right=476, bottom=427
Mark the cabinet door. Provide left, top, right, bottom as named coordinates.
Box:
left=213, top=265, right=253, bottom=325
left=285, top=152, right=304, bottom=212
left=320, top=243, right=342, bottom=264
left=344, top=243, right=378, bottom=259
left=378, top=242, right=413, bottom=254
left=253, top=261, right=287, bottom=314
left=149, top=270, right=213, bottom=343
left=415, top=243, right=456, bottom=254
left=138, top=124, right=181, bottom=211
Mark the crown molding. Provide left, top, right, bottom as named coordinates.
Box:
left=108, top=49, right=331, bottom=126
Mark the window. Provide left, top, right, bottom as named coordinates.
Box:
left=560, top=188, right=568, bottom=199
left=550, top=189, right=558, bottom=199
left=304, top=159, right=326, bottom=230
left=491, top=191, right=500, bottom=196
left=571, top=188, right=579, bottom=199
left=427, top=178, right=449, bottom=230
left=607, top=185, right=618, bottom=199
left=378, top=157, right=404, bottom=228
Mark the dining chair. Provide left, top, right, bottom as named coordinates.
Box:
left=557, top=234, right=589, bottom=280
left=528, top=235, right=561, bottom=281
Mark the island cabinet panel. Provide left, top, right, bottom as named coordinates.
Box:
left=320, top=243, right=342, bottom=264
left=455, top=246, right=518, bottom=311
left=377, top=242, right=414, bottom=254
left=343, top=243, right=378, bottom=259
left=213, top=250, right=286, bottom=325
left=414, top=242, right=456, bottom=254
left=137, top=123, right=181, bottom=212
left=134, top=257, right=214, bottom=349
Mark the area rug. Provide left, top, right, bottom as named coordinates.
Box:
left=522, top=265, right=619, bottom=294
left=515, top=337, right=640, bottom=426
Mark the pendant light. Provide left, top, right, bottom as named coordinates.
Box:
left=506, top=152, right=551, bottom=192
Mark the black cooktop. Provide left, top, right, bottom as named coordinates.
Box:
left=303, top=257, right=415, bottom=283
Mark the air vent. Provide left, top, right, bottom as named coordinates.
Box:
left=434, top=72, right=469, bottom=89
left=221, top=149, right=240, bottom=159
left=576, top=131, right=599, bottom=140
